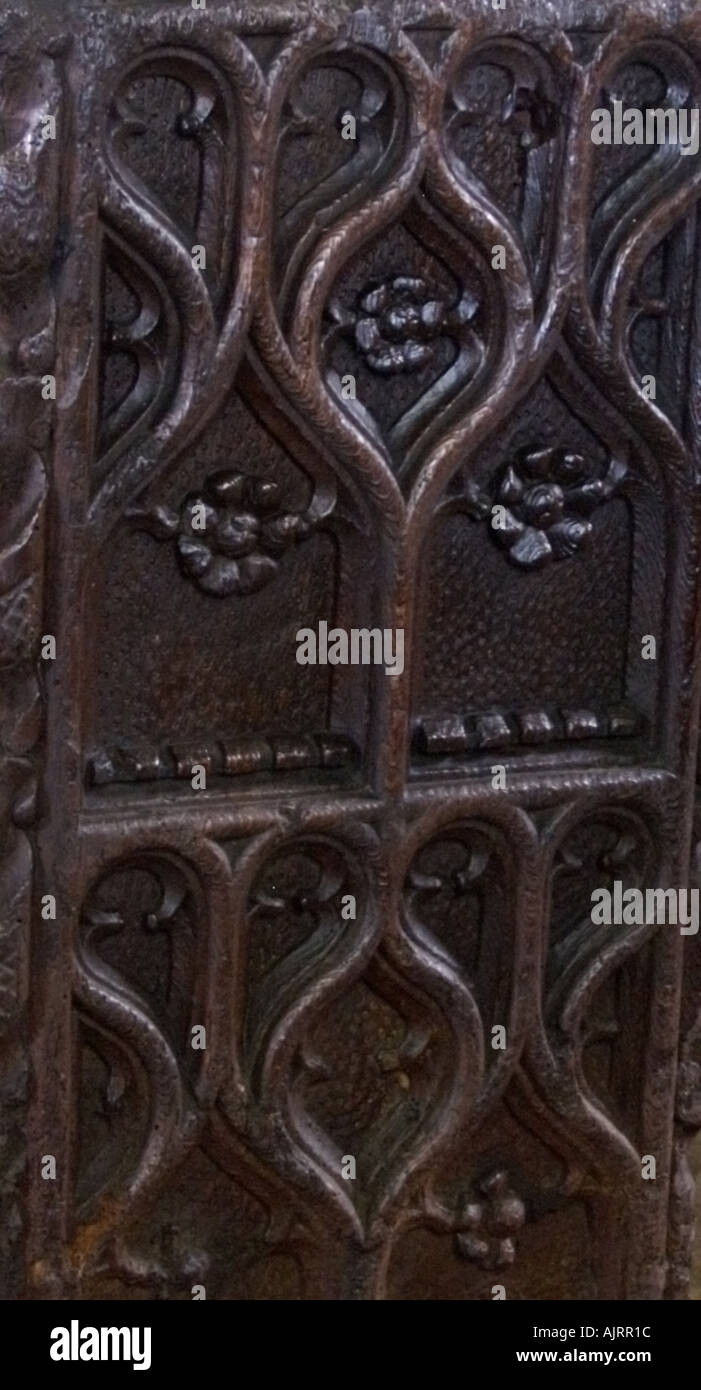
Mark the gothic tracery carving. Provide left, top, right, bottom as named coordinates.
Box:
left=2, top=0, right=699, bottom=1303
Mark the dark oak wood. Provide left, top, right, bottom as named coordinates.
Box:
left=1, top=0, right=700, bottom=1300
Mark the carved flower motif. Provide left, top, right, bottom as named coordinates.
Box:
left=455, top=1170, right=526, bottom=1270
left=176, top=471, right=314, bottom=597
left=354, top=275, right=478, bottom=374
left=132, top=470, right=317, bottom=598
left=488, top=446, right=627, bottom=569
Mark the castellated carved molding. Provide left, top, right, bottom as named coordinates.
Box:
left=1, top=0, right=701, bottom=1305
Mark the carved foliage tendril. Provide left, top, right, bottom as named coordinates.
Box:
left=74, top=856, right=202, bottom=1230
left=545, top=808, right=657, bottom=1157
left=96, top=230, right=180, bottom=480
left=108, top=56, right=236, bottom=311
left=444, top=40, right=563, bottom=296
left=274, top=48, right=407, bottom=323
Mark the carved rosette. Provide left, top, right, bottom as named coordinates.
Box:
left=130, top=469, right=329, bottom=598
left=352, top=275, right=480, bottom=375
left=463, top=447, right=628, bottom=569
left=427, top=1169, right=527, bottom=1270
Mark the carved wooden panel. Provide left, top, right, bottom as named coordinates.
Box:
left=2, top=0, right=701, bottom=1302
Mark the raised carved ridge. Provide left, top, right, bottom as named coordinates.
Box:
left=415, top=704, right=642, bottom=756
left=88, top=733, right=357, bottom=786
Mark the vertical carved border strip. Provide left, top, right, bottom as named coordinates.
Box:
left=28, top=14, right=97, bottom=1295
left=0, top=17, right=64, bottom=1297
